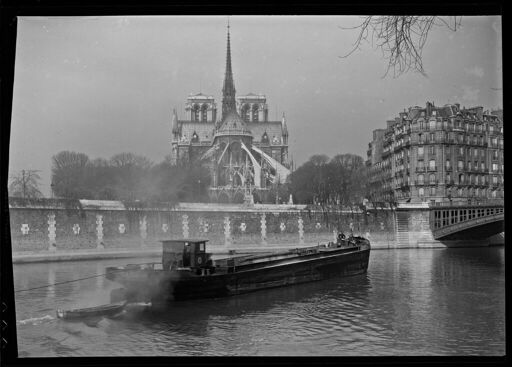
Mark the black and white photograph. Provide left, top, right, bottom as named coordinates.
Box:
left=2, top=11, right=505, bottom=360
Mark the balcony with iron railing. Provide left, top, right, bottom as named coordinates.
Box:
left=415, top=167, right=426, bottom=173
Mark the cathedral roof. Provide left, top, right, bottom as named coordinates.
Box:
left=177, top=121, right=216, bottom=142
left=246, top=121, right=283, bottom=143
left=215, top=111, right=252, bottom=137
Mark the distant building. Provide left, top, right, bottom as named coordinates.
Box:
left=170, top=25, right=290, bottom=203
left=366, top=102, right=504, bottom=205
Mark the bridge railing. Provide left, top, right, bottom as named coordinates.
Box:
left=431, top=206, right=504, bottom=231
left=430, top=199, right=504, bottom=208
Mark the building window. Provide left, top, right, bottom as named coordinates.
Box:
left=418, top=160, right=424, bottom=170
left=457, top=188, right=463, bottom=197
left=429, top=173, right=436, bottom=185
left=459, top=146, right=464, bottom=156
left=429, top=159, right=436, bottom=171
left=430, top=133, right=435, bottom=142
left=418, top=187, right=425, bottom=197
left=490, top=125, right=494, bottom=133
left=446, top=173, right=452, bottom=183
left=492, top=163, right=498, bottom=172
left=430, top=187, right=436, bottom=196
left=429, top=145, right=435, bottom=155
left=473, top=149, right=478, bottom=157
left=467, top=161, right=472, bottom=171
left=492, top=190, right=497, bottom=198
left=492, top=176, right=498, bottom=184
left=429, top=120, right=436, bottom=131
left=458, top=160, right=464, bottom=171
left=446, top=159, right=451, bottom=170
left=492, top=150, right=498, bottom=160
left=459, top=174, right=465, bottom=184
left=417, top=174, right=424, bottom=185
left=418, top=146, right=424, bottom=156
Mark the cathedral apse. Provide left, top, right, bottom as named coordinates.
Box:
left=170, top=24, right=291, bottom=204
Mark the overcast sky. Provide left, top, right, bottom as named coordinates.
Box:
left=9, top=15, right=502, bottom=196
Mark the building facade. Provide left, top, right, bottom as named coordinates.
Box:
left=366, top=102, right=504, bottom=205
left=170, top=25, right=291, bottom=203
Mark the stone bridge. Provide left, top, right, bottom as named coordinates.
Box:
left=430, top=201, right=504, bottom=240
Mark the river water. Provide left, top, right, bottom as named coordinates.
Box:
left=13, top=247, right=505, bottom=356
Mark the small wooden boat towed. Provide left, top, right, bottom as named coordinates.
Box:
left=56, top=301, right=127, bottom=320
left=105, top=236, right=371, bottom=304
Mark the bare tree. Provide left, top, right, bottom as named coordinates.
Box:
left=8, top=170, right=43, bottom=198
left=341, top=16, right=462, bottom=77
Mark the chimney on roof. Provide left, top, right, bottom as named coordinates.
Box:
left=426, top=101, right=433, bottom=117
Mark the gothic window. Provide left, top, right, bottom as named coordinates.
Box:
left=241, top=104, right=250, bottom=122
left=201, top=104, right=208, bottom=122
left=252, top=105, right=259, bottom=122
left=192, top=104, right=200, bottom=121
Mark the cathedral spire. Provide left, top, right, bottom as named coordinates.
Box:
left=221, top=20, right=237, bottom=119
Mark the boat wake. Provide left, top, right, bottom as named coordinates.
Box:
left=17, top=315, right=55, bottom=325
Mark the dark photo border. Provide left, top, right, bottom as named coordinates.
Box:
left=0, top=1, right=507, bottom=366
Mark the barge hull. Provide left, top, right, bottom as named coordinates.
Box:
left=111, top=247, right=370, bottom=303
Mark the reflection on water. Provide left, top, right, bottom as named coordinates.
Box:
left=13, top=247, right=505, bottom=356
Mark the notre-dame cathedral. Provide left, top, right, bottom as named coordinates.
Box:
left=170, top=24, right=291, bottom=204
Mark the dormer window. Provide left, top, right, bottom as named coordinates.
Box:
left=261, top=132, right=269, bottom=144
left=191, top=131, right=199, bottom=143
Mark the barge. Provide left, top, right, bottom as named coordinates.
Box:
left=105, top=237, right=370, bottom=303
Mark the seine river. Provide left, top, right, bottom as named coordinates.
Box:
left=13, top=247, right=505, bottom=356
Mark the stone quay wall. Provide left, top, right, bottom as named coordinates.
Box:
left=8, top=198, right=502, bottom=253
left=8, top=198, right=399, bottom=252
